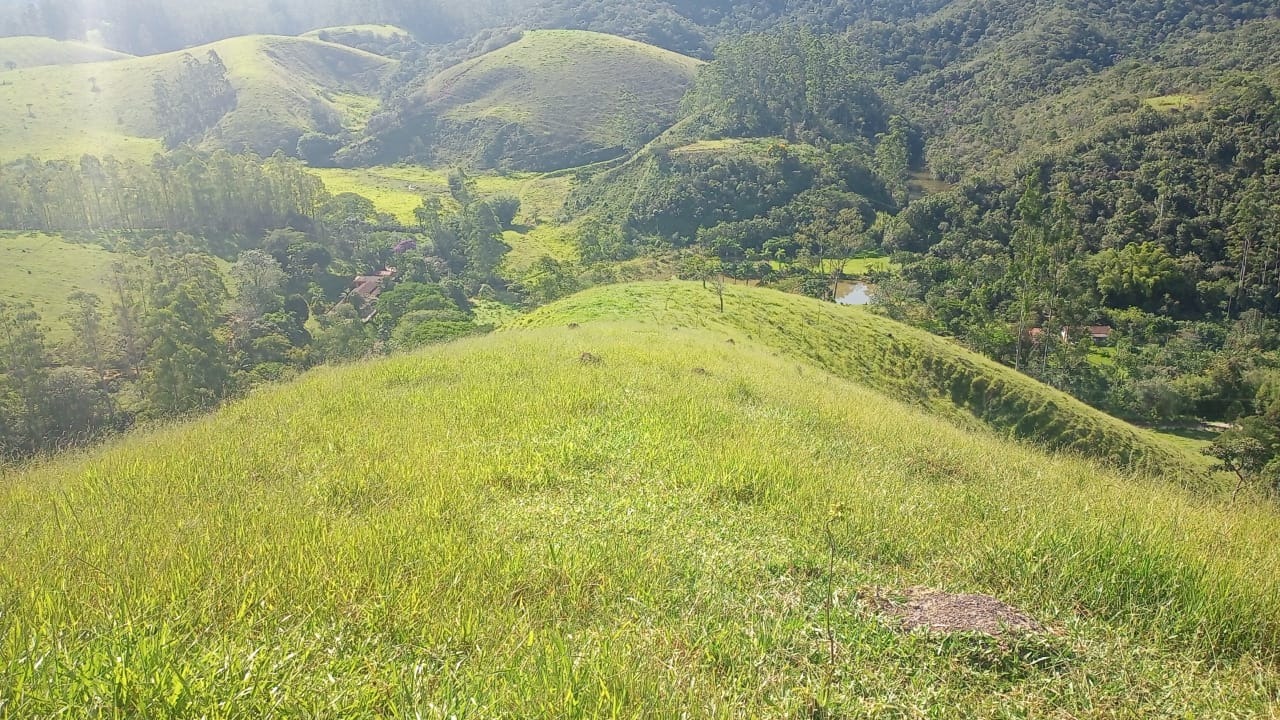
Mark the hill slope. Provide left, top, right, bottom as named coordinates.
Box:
left=0, top=36, right=132, bottom=69
left=0, top=35, right=394, bottom=162
left=2, top=321, right=1278, bottom=715
left=360, top=30, right=702, bottom=171
left=516, top=282, right=1205, bottom=478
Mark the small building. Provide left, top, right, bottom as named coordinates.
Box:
left=1059, top=325, right=1113, bottom=344
left=336, top=267, right=397, bottom=322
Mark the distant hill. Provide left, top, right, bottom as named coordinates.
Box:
left=355, top=30, right=702, bottom=171
left=0, top=34, right=395, bottom=162
left=0, top=36, right=132, bottom=69
left=301, top=24, right=417, bottom=56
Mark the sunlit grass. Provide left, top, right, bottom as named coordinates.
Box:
left=1143, top=94, right=1204, bottom=112
left=516, top=282, right=1208, bottom=478
left=0, top=35, right=390, bottom=162
left=0, top=232, right=125, bottom=340
left=2, top=320, right=1278, bottom=716
left=311, top=165, right=579, bottom=271
left=768, top=256, right=896, bottom=275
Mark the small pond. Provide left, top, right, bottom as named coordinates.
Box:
left=835, top=282, right=872, bottom=306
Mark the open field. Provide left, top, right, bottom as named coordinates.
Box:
left=0, top=36, right=131, bottom=70
left=310, top=166, right=451, bottom=223
left=769, top=256, right=896, bottom=275
left=0, top=233, right=122, bottom=340
left=1143, top=93, right=1205, bottom=111
left=2, top=318, right=1278, bottom=715
left=517, top=282, right=1207, bottom=479
left=0, top=35, right=394, bottom=162
left=311, top=165, right=579, bottom=269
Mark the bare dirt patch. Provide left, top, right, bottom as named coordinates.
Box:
left=869, top=586, right=1044, bottom=635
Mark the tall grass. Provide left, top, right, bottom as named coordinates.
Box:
left=2, top=321, right=1278, bottom=716
left=516, top=282, right=1209, bottom=481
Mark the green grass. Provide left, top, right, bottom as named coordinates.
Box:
left=301, top=24, right=415, bottom=44
left=0, top=36, right=131, bottom=70
left=311, top=165, right=579, bottom=270
left=769, top=256, right=896, bottom=275
left=0, top=35, right=394, bottom=162
left=516, top=282, right=1206, bottom=479
left=409, top=30, right=701, bottom=170
left=3, top=321, right=1280, bottom=716
left=1143, top=94, right=1205, bottom=111
left=310, top=166, right=450, bottom=223
left=0, top=232, right=125, bottom=341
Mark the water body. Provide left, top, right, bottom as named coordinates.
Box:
left=836, top=282, right=872, bottom=306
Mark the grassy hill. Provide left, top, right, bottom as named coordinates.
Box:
left=3, top=319, right=1279, bottom=715
left=301, top=24, right=416, bottom=55
left=0, top=35, right=394, bottom=162
left=0, top=233, right=124, bottom=341
left=368, top=30, right=702, bottom=171
left=0, top=36, right=132, bottom=69
left=516, top=282, right=1206, bottom=479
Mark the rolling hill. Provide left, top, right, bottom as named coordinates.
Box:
left=360, top=30, right=702, bottom=171
left=516, top=282, right=1206, bottom=479
left=0, top=233, right=125, bottom=341
left=301, top=24, right=417, bottom=55
left=0, top=36, right=132, bottom=69
left=0, top=35, right=395, bottom=162
left=2, top=305, right=1278, bottom=715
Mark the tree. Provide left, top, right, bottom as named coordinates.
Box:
left=1009, top=174, right=1050, bottom=370
left=0, top=301, right=50, bottom=455
left=231, top=249, right=286, bottom=322
left=143, top=250, right=232, bottom=415
left=1205, top=431, right=1273, bottom=499
left=711, top=272, right=726, bottom=313
left=62, top=291, right=110, bottom=378
left=106, top=261, right=146, bottom=378
left=314, top=302, right=374, bottom=362
left=485, top=195, right=521, bottom=229
left=41, top=367, right=116, bottom=448
left=874, top=116, right=911, bottom=205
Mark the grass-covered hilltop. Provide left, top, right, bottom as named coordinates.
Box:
left=4, top=0, right=1280, bottom=715
left=352, top=30, right=702, bottom=170
left=4, top=282, right=1280, bottom=716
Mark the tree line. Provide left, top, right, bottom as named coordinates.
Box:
left=0, top=151, right=327, bottom=235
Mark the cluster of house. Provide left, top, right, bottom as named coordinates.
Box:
left=335, top=268, right=397, bottom=322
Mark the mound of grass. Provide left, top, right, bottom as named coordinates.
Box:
left=515, top=282, right=1204, bottom=479
left=2, top=322, right=1278, bottom=715
left=0, top=35, right=394, bottom=162
left=1143, top=93, right=1205, bottom=111
left=384, top=30, right=701, bottom=171
left=0, top=232, right=124, bottom=341
left=0, top=36, right=131, bottom=70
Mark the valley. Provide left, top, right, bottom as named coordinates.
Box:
left=2, top=2, right=1280, bottom=715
